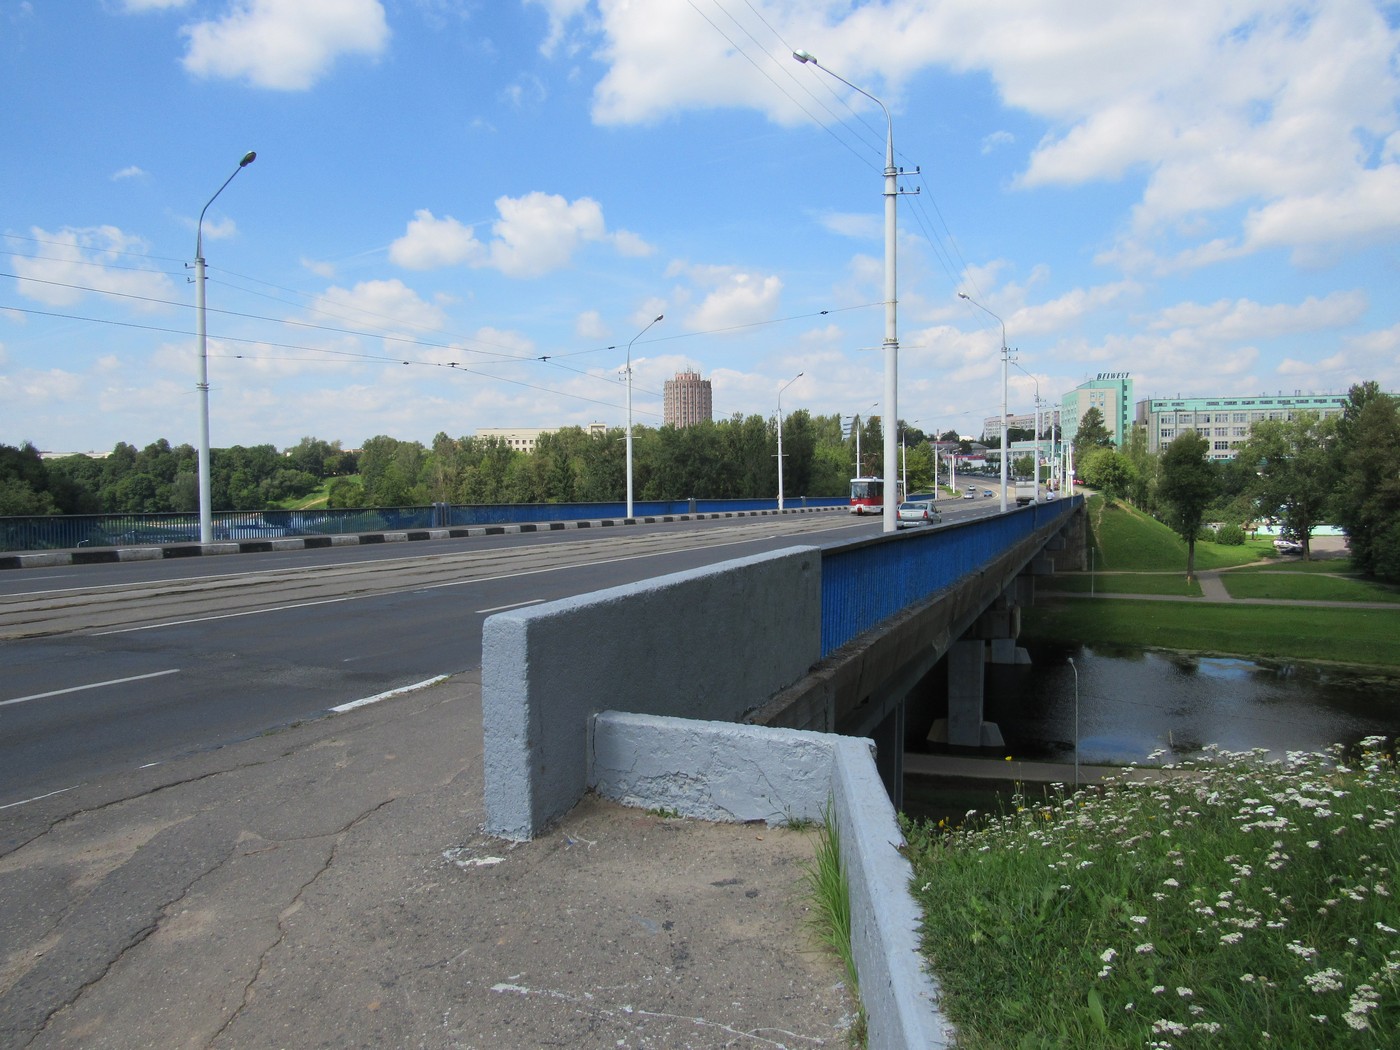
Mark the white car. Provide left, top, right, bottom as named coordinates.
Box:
left=896, top=500, right=941, bottom=528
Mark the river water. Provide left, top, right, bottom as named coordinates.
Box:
left=975, top=644, right=1400, bottom=765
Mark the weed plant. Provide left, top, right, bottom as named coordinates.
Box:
left=801, top=807, right=867, bottom=1044
left=903, top=739, right=1399, bottom=1048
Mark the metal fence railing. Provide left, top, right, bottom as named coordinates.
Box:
left=0, top=496, right=847, bottom=553
left=818, top=497, right=1078, bottom=657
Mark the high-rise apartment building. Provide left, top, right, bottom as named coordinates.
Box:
left=664, top=370, right=713, bottom=428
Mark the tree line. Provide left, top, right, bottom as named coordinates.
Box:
left=1073, top=382, right=1400, bottom=582
left=1, top=413, right=950, bottom=516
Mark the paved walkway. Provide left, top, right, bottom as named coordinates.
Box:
left=0, top=672, right=856, bottom=1049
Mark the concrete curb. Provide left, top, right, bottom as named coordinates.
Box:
left=0, top=506, right=843, bottom=570
left=588, top=710, right=954, bottom=1050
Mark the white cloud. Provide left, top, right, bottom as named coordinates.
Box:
left=389, top=210, right=486, bottom=270
left=669, top=262, right=783, bottom=331
left=489, top=192, right=607, bottom=277
left=574, top=309, right=607, bottom=339
left=820, top=211, right=880, bottom=239
left=610, top=229, right=654, bottom=257
left=312, top=278, right=450, bottom=336
left=980, top=130, right=1013, bottom=155
left=552, top=1, right=1400, bottom=269
left=10, top=226, right=175, bottom=309
left=180, top=0, right=390, bottom=90
left=111, top=166, right=147, bottom=181
left=390, top=193, right=624, bottom=277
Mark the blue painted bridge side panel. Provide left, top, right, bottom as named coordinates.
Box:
left=819, top=499, right=1075, bottom=657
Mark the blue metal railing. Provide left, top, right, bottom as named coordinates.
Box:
left=818, top=498, right=1078, bottom=656
left=0, top=496, right=847, bottom=552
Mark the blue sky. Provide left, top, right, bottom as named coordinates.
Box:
left=3, top=0, right=1399, bottom=454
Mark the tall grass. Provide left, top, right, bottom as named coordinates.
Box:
left=904, top=739, right=1399, bottom=1048
left=801, top=808, right=866, bottom=1043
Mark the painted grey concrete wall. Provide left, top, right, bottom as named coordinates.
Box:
left=588, top=710, right=848, bottom=825
left=588, top=708, right=954, bottom=1050
left=482, top=547, right=822, bottom=840
left=829, top=732, right=956, bottom=1050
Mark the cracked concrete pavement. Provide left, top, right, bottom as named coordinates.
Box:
left=1, top=671, right=855, bottom=1048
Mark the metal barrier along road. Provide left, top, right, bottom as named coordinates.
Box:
left=1, top=497, right=847, bottom=552
left=818, top=497, right=1078, bottom=657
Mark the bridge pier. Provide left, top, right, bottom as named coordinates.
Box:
left=928, top=639, right=1006, bottom=749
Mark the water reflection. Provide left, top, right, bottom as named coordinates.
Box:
left=980, top=645, right=1400, bottom=765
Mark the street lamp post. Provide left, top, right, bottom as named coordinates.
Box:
left=958, top=292, right=1008, bottom=512
left=794, top=49, right=903, bottom=534
left=776, top=372, right=803, bottom=510
left=195, top=150, right=256, bottom=544
left=624, top=313, right=663, bottom=520
left=1012, top=359, right=1041, bottom=500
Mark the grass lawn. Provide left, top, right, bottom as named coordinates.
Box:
left=1230, top=556, right=1357, bottom=574
left=1220, top=571, right=1400, bottom=604
left=1039, top=573, right=1204, bottom=598
left=1085, top=496, right=1276, bottom=572
left=1024, top=597, right=1400, bottom=670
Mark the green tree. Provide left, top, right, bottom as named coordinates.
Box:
left=1332, top=382, right=1400, bottom=580
left=358, top=436, right=428, bottom=506
left=326, top=475, right=364, bottom=508
left=1237, top=412, right=1337, bottom=560
left=1156, top=431, right=1219, bottom=582
left=41, top=453, right=103, bottom=513
left=1122, top=425, right=1155, bottom=508
left=1079, top=446, right=1136, bottom=500
left=0, top=443, right=59, bottom=514
left=1073, top=406, right=1114, bottom=450
left=285, top=436, right=339, bottom=479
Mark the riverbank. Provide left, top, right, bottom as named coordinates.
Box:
left=1025, top=500, right=1400, bottom=674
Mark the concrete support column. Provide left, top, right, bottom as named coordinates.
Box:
left=946, top=640, right=986, bottom=747
left=869, top=702, right=905, bottom=812
left=933, top=639, right=1006, bottom=750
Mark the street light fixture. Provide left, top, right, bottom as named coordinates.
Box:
left=195, top=149, right=256, bottom=544
left=794, top=48, right=904, bottom=533
left=624, top=313, right=663, bottom=520
left=776, top=372, right=803, bottom=510
left=1011, top=358, right=1041, bottom=500
left=958, top=292, right=1008, bottom=512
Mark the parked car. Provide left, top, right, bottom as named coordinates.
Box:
left=896, top=500, right=941, bottom=528
left=1273, top=537, right=1304, bottom=554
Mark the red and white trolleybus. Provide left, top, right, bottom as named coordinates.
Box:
left=849, top=476, right=900, bottom=514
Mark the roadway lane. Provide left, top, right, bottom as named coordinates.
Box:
left=0, top=513, right=864, bottom=805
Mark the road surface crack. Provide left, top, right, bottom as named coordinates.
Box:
left=205, top=797, right=396, bottom=1047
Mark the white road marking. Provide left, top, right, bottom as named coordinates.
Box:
left=475, top=599, right=545, bottom=614
left=0, top=785, right=76, bottom=810
left=93, top=596, right=351, bottom=635
left=1, top=668, right=180, bottom=707
left=330, top=674, right=451, bottom=713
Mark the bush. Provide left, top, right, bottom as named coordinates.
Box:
left=1214, top=522, right=1246, bottom=545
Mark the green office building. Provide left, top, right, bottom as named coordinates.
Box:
left=1135, top=392, right=1352, bottom=460
left=1061, top=373, right=1134, bottom=448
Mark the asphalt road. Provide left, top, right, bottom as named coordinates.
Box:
left=0, top=499, right=1003, bottom=808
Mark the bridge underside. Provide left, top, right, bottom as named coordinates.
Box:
left=749, top=508, right=1086, bottom=805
